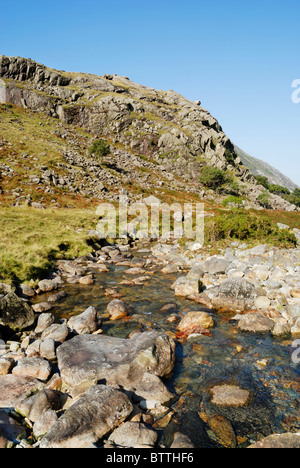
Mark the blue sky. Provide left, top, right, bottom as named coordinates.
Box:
left=1, top=0, right=299, bottom=186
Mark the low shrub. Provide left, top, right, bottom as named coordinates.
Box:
left=89, top=139, right=111, bottom=157
left=205, top=209, right=297, bottom=248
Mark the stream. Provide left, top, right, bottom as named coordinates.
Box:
left=38, top=249, right=300, bottom=448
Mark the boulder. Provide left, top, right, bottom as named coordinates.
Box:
left=0, top=292, right=35, bottom=331
left=173, top=277, right=202, bottom=297
left=15, top=389, right=60, bottom=423
left=67, top=306, right=98, bottom=335
left=35, top=313, right=55, bottom=334
left=106, top=300, right=129, bottom=321
left=0, top=358, right=13, bottom=375
left=57, top=331, right=176, bottom=391
left=176, top=311, right=214, bottom=340
left=0, top=375, right=44, bottom=409
left=38, top=278, right=61, bottom=293
left=32, top=302, right=53, bottom=313
left=33, top=409, right=58, bottom=440
left=40, top=385, right=133, bottom=448
left=202, top=257, right=231, bottom=275
left=107, top=421, right=158, bottom=448
left=238, top=313, right=275, bottom=334
left=12, top=357, right=51, bottom=381
left=41, top=323, right=69, bottom=343
left=208, top=278, right=259, bottom=312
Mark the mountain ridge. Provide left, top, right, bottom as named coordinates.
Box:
left=0, top=55, right=297, bottom=212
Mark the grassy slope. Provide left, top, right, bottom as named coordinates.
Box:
left=0, top=104, right=299, bottom=284
left=0, top=207, right=98, bottom=284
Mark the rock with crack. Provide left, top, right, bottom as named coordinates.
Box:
left=39, top=385, right=133, bottom=448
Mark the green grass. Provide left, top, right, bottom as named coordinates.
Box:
left=204, top=209, right=298, bottom=248
left=0, top=207, right=98, bottom=284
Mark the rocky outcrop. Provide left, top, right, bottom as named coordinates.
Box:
left=0, top=56, right=70, bottom=86
left=0, top=56, right=297, bottom=211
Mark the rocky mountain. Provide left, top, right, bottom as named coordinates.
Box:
left=234, top=145, right=299, bottom=192
left=0, top=55, right=297, bottom=211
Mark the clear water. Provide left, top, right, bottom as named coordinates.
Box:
left=38, top=252, right=300, bottom=448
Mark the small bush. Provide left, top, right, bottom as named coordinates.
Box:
left=89, top=139, right=110, bottom=157
left=257, top=191, right=271, bottom=208
left=222, top=195, right=243, bottom=207
left=199, top=167, right=227, bottom=189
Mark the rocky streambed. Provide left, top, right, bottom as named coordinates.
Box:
left=0, top=240, right=300, bottom=448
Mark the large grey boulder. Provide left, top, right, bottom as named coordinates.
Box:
left=57, top=331, right=176, bottom=393
left=40, top=385, right=133, bottom=448
left=202, top=257, right=231, bottom=275
left=0, top=292, right=35, bottom=331
left=207, top=278, right=260, bottom=312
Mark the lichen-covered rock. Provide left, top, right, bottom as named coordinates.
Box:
left=0, top=292, right=35, bottom=331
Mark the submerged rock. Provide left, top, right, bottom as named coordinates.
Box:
left=210, top=385, right=251, bottom=408
left=248, top=432, right=300, bottom=448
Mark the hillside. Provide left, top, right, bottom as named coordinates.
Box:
left=0, top=55, right=297, bottom=212
left=234, top=145, right=299, bottom=192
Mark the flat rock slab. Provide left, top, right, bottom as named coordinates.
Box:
left=57, top=331, right=175, bottom=390
left=210, top=385, right=251, bottom=408
left=0, top=375, right=44, bottom=409
left=40, top=385, right=133, bottom=448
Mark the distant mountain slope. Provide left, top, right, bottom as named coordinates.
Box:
left=234, top=145, right=298, bottom=192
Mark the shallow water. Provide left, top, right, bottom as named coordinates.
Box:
left=40, top=252, right=300, bottom=448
